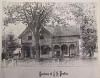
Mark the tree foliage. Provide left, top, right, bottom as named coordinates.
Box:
left=69, top=3, right=97, bottom=57
left=2, top=34, right=19, bottom=58
left=3, top=2, right=53, bottom=33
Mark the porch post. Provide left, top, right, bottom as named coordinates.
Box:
left=40, top=45, right=41, bottom=58
left=30, top=46, right=33, bottom=58
left=68, top=45, right=70, bottom=57
left=52, top=44, right=54, bottom=58
left=76, top=42, right=79, bottom=56
left=60, top=44, right=63, bottom=58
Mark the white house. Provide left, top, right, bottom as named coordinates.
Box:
left=18, top=25, right=80, bottom=59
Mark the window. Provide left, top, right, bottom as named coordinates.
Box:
left=69, top=44, right=75, bottom=49
left=54, top=45, right=60, bottom=49
left=28, top=36, right=32, bottom=40
left=61, top=44, right=68, bottom=54
left=41, top=45, right=50, bottom=55
left=40, top=35, right=44, bottom=39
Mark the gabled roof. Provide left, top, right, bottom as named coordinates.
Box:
left=18, top=26, right=52, bottom=39
left=18, top=27, right=31, bottom=38
left=18, top=25, right=80, bottom=39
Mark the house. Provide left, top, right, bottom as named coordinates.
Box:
left=52, top=25, right=80, bottom=57
left=18, top=26, right=52, bottom=58
left=18, top=25, right=80, bottom=59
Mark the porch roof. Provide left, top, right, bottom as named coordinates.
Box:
left=46, top=25, right=80, bottom=37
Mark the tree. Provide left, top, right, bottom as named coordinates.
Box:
left=3, top=2, right=54, bottom=59
left=81, top=16, right=97, bottom=57
left=69, top=3, right=97, bottom=57
left=2, top=33, right=19, bottom=59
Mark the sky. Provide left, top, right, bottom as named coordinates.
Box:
left=2, top=22, right=26, bottom=38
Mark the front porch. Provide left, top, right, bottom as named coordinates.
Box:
left=52, top=42, right=79, bottom=58
left=21, top=44, right=79, bottom=60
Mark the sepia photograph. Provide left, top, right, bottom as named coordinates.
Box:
left=0, top=1, right=99, bottom=78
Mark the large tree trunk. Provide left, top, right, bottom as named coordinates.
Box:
left=35, top=41, right=40, bottom=60
left=29, top=22, right=41, bottom=60
left=34, top=33, right=40, bottom=60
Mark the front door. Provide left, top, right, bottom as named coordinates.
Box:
left=61, top=44, right=68, bottom=56
left=69, top=44, right=76, bottom=57
left=23, top=46, right=30, bottom=58
left=53, top=45, right=60, bottom=58
left=25, top=46, right=30, bottom=57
